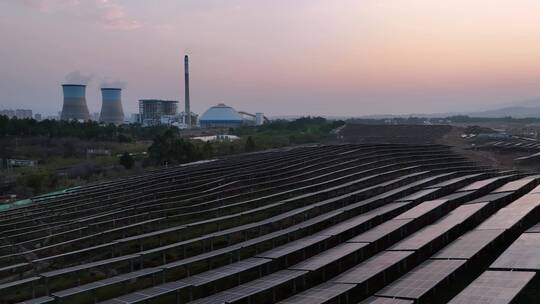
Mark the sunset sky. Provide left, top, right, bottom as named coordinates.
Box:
left=2, top=0, right=540, bottom=116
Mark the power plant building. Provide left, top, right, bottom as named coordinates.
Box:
left=138, top=99, right=178, bottom=126
left=0, top=109, right=32, bottom=119
left=179, top=111, right=199, bottom=127
left=99, top=88, right=125, bottom=125
left=199, top=103, right=268, bottom=128
left=61, top=84, right=91, bottom=121
left=199, top=103, right=244, bottom=128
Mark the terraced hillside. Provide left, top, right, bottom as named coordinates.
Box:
left=1, top=144, right=539, bottom=304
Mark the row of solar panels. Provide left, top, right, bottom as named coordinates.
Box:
left=11, top=171, right=494, bottom=302
left=3, top=175, right=479, bottom=300
left=3, top=147, right=466, bottom=270
left=2, top=144, right=539, bottom=303
left=476, top=139, right=540, bottom=153
left=182, top=174, right=540, bottom=304
left=0, top=144, right=476, bottom=302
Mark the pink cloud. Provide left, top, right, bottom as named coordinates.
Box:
left=22, top=0, right=80, bottom=12
left=22, top=0, right=141, bottom=31
left=95, top=0, right=142, bottom=31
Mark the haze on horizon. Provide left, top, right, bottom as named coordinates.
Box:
left=2, top=0, right=540, bottom=117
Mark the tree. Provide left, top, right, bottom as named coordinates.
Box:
left=24, top=172, right=47, bottom=195
left=245, top=136, right=256, bottom=152
left=63, top=141, right=77, bottom=158
left=201, top=141, right=214, bottom=158
left=119, top=152, right=135, bottom=169
left=148, top=130, right=204, bottom=165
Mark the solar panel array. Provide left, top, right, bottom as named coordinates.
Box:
left=476, top=138, right=540, bottom=153
left=0, top=143, right=539, bottom=304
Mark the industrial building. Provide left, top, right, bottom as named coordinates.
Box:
left=138, top=99, right=178, bottom=126
left=2, top=144, right=540, bottom=304
left=132, top=55, right=265, bottom=129
left=199, top=103, right=244, bottom=128
left=178, top=111, right=199, bottom=128
left=0, top=109, right=33, bottom=119
left=192, top=134, right=240, bottom=142
left=199, top=103, right=268, bottom=128
left=99, top=88, right=125, bottom=125
left=60, top=84, right=91, bottom=121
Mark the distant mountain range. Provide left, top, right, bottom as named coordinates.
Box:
left=465, top=98, right=540, bottom=118
left=468, top=106, right=540, bottom=118
left=269, top=98, right=540, bottom=120
left=359, top=98, right=540, bottom=119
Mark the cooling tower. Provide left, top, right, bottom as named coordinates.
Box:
left=61, top=84, right=91, bottom=121
left=99, top=88, right=125, bottom=125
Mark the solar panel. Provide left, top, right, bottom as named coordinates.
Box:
left=458, top=177, right=505, bottom=191
left=432, top=229, right=504, bottom=260
left=388, top=225, right=448, bottom=251
left=333, top=251, right=413, bottom=284
left=397, top=188, right=440, bottom=202
left=526, top=222, right=540, bottom=233
left=359, top=296, right=414, bottom=304
left=465, top=192, right=513, bottom=204
left=438, top=191, right=474, bottom=201
left=492, top=177, right=537, bottom=193
left=290, top=243, right=368, bottom=271
left=18, top=296, right=56, bottom=304
left=180, top=258, right=270, bottom=286
left=530, top=184, right=540, bottom=193
left=0, top=276, right=40, bottom=291
left=506, top=193, right=540, bottom=207
left=0, top=262, right=29, bottom=273
left=390, top=203, right=487, bottom=251
left=447, top=270, right=535, bottom=304
left=257, top=235, right=329, bottom=259
left=376, top=259, right=466, bottom=300
left=245, top=269, right=306, bottom=289
left=476, top=205, right=536, bottom=230
left=491, top=233, right=540, bottom=271
left=180, top=271, right=308, bottom=304
left=395, top=199, right=447, bottom=220
left=348, top=219, right=413, bottom=243
left=38, top=254, right=138, bottom=278
left=108, top=292, right=148, bottom=304
left=138, top=286, right=173, bottom=298
left=156, top=282, right=188, bottom=292
left=277, top=282, right=355, bottom=304
left=426, top=173, right=483, bottom=189
left=316, top=213, right=378, bottom=237
left=318, top=202, right=409, bottom=236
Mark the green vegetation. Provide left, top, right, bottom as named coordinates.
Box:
left=146, top=117, right=343, bottom=166
left=233, top=117, right=345, bottom=149
left=0, top=115, right=171, bottom=141
left=119, top=152, right=135, bottom=169
left=244, top=136, right=256, bottom=152
left=148, top=130, right=205, bottom=165
left=1, top=116, right=343, bottom=200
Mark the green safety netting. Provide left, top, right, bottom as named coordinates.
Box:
left=0, top=186, right=80, bottom=212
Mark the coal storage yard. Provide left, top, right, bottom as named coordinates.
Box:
left=1, top=144, right=539, bottom=304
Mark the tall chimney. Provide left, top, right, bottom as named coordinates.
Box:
left=99, top=88, right=125, bottom=125
left=184, top=55, right=191, bottom=128
left=61, top=84, right=90, bottom=121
